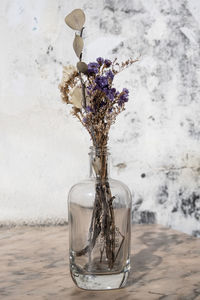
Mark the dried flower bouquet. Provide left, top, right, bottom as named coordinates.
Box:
left=59, top=9, right=137, bottom=269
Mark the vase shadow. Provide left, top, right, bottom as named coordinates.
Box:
left=126, top=246, right=162, bottom=287
left=126, top=254, right=146, bottom=287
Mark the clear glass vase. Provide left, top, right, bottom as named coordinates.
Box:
left=68, top=146, right=132, bottom=290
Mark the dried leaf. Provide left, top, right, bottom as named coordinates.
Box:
left=73, top=34, right=84, bottom=58
left=77, top=61, right=88, bottom=73
left=65, top=9, right=85, bottom=31
left=70, top=87, right=82, bottom=108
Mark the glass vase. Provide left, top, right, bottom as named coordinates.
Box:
left=68, top=146, right=132, bottom=290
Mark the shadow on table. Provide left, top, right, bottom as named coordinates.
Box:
left=126, top=253, right=148, bottom=287
left=127, top=234, right=163, bottom=287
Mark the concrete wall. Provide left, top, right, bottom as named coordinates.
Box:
left=1, top=0, right=200, bottom=236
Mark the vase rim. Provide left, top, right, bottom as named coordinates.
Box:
left=89, top=145, right=110, bottom=153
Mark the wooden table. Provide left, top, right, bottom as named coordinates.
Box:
left=1, top=224, right=200, bottom=300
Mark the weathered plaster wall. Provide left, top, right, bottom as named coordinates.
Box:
left=1, top=0, right=200, bottom=235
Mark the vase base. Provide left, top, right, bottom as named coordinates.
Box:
left=70, top=263, right=130, bottom=290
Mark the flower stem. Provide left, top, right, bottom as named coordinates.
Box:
left=78, top=26, right=86, bottom=108
left=75, top=146, right=116, bottom=269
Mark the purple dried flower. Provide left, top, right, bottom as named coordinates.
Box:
left=123, top=88, right=129, bottom=94
left=104, top=59, right=112, bottom=67
left=121, top=94, right=128, bottom=101
left=95, top=76, right=108, bottom=89
left=117, top=88, right=129, bottom=106
left=106, top=70, right=114, bottom=81
left=89, top=62, right=99, bottom=68
left=118, top=96, right=128, bottom=106
left=96, top=57, right=104, bottom=65
left=104, top=87, right=116, bottom=101
left=86, top=85, right=93, bottom=97
left=85, top=106, right=93, bottom=112
left=106, top=90, right=115, bottom=101
left=88, top=62, right=99, bottom=74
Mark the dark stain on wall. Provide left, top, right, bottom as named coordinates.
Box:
left=166, top=169, right=180, bottom=181
left=181, top=192, right=200, bottom=219
left=139, top=211, right=156, bottom=224
left=132, top=198, right=156, bottom=224
left=192, top=230, right=200, bottom=238
left=46, top=45, right=53, bottom=55
left=157, top=184, right=169, bottom=204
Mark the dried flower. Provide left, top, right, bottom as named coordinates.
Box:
left=58, top=57, right=138, bottom=147
left=118, top=88, right=129, bottom=106
left=96, top=57, right=104, bottom=65
left=104, top=59, right=112, bottom=67
left=87, top=62, right=99, bottom=74
left=60, top=65, right=77, bottom=85
left=59, top=9, right=138, bottom=149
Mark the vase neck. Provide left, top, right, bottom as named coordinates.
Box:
left=89, top=146, right=110, bottom=180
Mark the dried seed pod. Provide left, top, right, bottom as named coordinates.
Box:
left=65, top=9, right=85, bottom=31
left=73, top=34, right=84, bottom=58
left=77, top=61, right=88, bottom=73
left=70, top=87, right=82, bottom=108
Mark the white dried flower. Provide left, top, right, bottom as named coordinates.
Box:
left=61, top=65, right=77, bottom=85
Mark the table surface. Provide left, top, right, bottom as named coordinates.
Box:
left=0, top=224, right=200, bottom=300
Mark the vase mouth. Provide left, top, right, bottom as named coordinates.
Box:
left=89, top=145, right=110, bottom=155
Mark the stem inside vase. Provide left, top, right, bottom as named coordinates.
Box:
left=75, top=146, right=121, bottom=269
